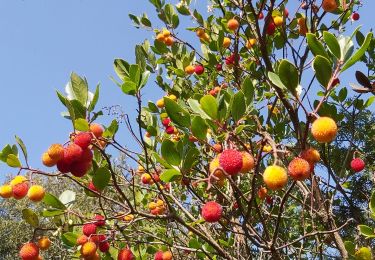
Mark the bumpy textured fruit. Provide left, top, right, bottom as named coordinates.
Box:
left=81, top=241, right=97, bottom=258
left=38, top=237, right=51, bottom=250
left=227, top=18, right=239, bottom=31
left=194, top=65, right=204, bottom=75
left=83, top=223, right=97, bottom=236
left=74, top=132, right=93, bottom=149
left=27, top=185, right=45, bottom=202
left=222, top=37, right=231, bottom=48
left=240, top=152, right=255, bottom=173
left=0, top=184, right=13, bottom=198
left=266, top=22, right=276, bottom=35
left=355, top=246, right=372, bottom=260
left=156, top=33, right=165, bottom=42
left=141, top=173, right=152, bottom=184
left=298, top=17, right=308, bottom=35
left=70, top=161, right=92, bottom=177
left=322, top=0, right=337, bottom=12
left=42, top=152, right=58, bottom=167
left=81, top=148, right=93, bottom=162
left=258, top=187, right=267, bottom=200
left=246, top=38, right=257, bottom=49
left=77, top=235, right=89, bottom=245
left=201, top=201, right=222, bottom=222
left=162, top=251, right=173, bottom=260
left=352, top=12, right=360, bottom=21
left=209, top=157, right=225, bottom=180
left=288, top=158, right=311, bottom=181
left=350, top=158, right=365, bottom=172
left=263, top=165, right=288, bottom=190
left=94, top=214, right=105, bottom=226
left=219, top=149, right=243, bottom=175
left=165, top=126, right=175, bottom=134
left=156, top=99, right=164, bottom=108
left=47, top=144, right=65, bottom=161
left=99, top=241, right=110, bottom=252
left=64, top=144, right=83, bottom=164
left=311, top=117, right=338, bottom=143
left=19, top=242, right=39, bottom=260
left=184, top=65, right=195, bottom=75
left=13, top=182, right=29, bottom=199
left=56, top=155, right=72, bottom=173
left=300, top=148, right=320, bottom=163
left=164, top=36, right=174, bottom=46
left=154, top=251, right=164, bottom=260
left=118, top=248, right=135, bottom=260
left=162, top=118, right=171, bottom=127
left=90, top=123, right=104, bottom=138
left=10, top=175, right=27, bottom=186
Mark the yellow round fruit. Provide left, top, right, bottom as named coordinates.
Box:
left=47, top=144, right=64, bottom=161
left=148, top=202, right=157, bottom=210
left=262, top=145, right=272, bottom=153
left=209, top=157, right=225, bottom=179
left=27, top=185, right=46, bottom=202
left=263, top=165, right=288, bottom=190
left=184, top=65, right=195, bottom=75
left=10, top=175, right=27, bottom=186
left=156, top=199, right=164, bottom=207
left=240, top=152, right=255, bottom=173
left=311, top=117, right=337, bottom=143
left=80, top=241, right=97, bottom=258
left=156, top=99, right=165, bottom=108
left=42, top=152, right=58, bottom=167
left=123, top=214, right=134, bottom=222
left=222, top=37, right=231, bottom=48
left=273, top=16, right=283, bottom=27
left=38, top=236, right=51, bottom=250
left=168, top=94, right=177, bottom=101
left=227, top=18, right=240, bottom=31
left=0, top=185, right=13, bottom=198
left=162, top=29, right=171, bottom=37
left=246, top=38, right=257, bottom=49
left=156, top=33, right=165, bottom=42
left=300, top=148, right=320, bottom=163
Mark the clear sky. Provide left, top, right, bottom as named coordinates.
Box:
left=0, top=1, right=373, bottom=178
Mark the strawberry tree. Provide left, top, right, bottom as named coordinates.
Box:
left=0, top=0, right=374, bottom=259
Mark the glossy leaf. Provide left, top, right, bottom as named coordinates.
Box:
left=191, top=116, right=208, bottom=140
left=231, top=91, right=246, bottom=122
left=341, top=32, right=373, bottom=72
left=61, top=232, right=78, bottom=247
left=22, top=209, right=39, bottom=228
left=6, top=154, right=21, bottom=168
left=15, top=135, right=27, bottom=163
left=43, top=193, right=67, bottom=210
left=312, top=55, right=332, bottom=88
left=358, top=225, right=375, bottom=237
left=161, top=139, right=181, bottom=166
left=93, top=167, right=111, bottom=191
left=69, top=72, right=89, bottom=106
left=200, top=95, right=218, bottom=120
left=306, top=33, right=329, bottom=59
left=160, top=169, right=182, bottom=183
left=164, top=97, right=191, bottom=127
left=74, top=118, right=89, bottom=131
left=323, top=31, right=341, bottom=59
left=278, top=59, right=299, bottom=94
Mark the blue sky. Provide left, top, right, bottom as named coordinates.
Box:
left=0, top=1, right=373, bottom=178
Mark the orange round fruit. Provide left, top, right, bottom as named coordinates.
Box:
left=263, top=165, right=288, bottom=190
left=222, top=37, right=231, bottom=48
left=300, top=148, right=320, bottom=163
left=322, top=0, right=338, bottom=12
left=27, top=185, right=45, bottom=202
left=42, top=152, right=58, bottom=167
left=273, top=16, right=283, bottom=27
left=184, top=65, right=195, bottom=75
left=81, top=241, right=97, bottom=258
left=288, top=157, right=311, bottom=181
left=0, top=184, right=13, bottom=198
left=38, top=236, right=51, bottom=250
left=311, top=117, right=337, bottom=143
left=240, top=152, right=255, bottom=173
left=246, top=38, right=257, bottom=49
left=90, top=123, right=104, bottom=138
left=227, top=18, right=240, bottom=31
left=19, top=242, right=39, bottom=260
left=47, top=144, right=64, bottom=161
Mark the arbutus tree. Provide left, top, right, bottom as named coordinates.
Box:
left=0, top=0, right=375, bottom=259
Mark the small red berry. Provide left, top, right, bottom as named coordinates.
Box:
left=162, top=118, right=171, bottom=127
left=350, top=158, right=365, bottom=172
left=195, top=65, right=205, bottom=75
left=201, top=201, right=222, bottom=222
left=352, top=12, right=360, bottom=21
left=216, top=63, right=222, bottom=71
left=165, top=126, right=175, bottom=134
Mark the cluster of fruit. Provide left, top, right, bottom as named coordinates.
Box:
left=148, top=199, right=166, bottom=215
left=41, top=123, right=104, bottom=177
left=154, top=250, right=173, bottom=260
left=19, top=237, right=51, bottom=260
left=0, top=175, right=45, bottom=202
left=156, top=29, right=174, bottom=46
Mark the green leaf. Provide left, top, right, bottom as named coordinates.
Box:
left=0, top=144, right=16, bottom=162
left=358, top=225, right=375, bottom=237
left=191, top=116, right=208, bottom=140
left=93, top=167, right=111, bottom=191
left=61, top=232, right=79, bottom=247
left=344, top=241, right=356, bottom=256
left=15, top=135, right=27, bottom=163
left=88, top=84, right=100, bottom=112
left=370, top=191, right=375, bottom=214
left=341, top=32, right=373, bottom=72
left=312, top=55, right=332, bottom=88
left=160, top=169, right=182, bottom=183
left=22, top=209, right=39, bottom=228
left=42, top=209, right=65, bottom=217
left=182, top=147, right=199, bottom=171
left=188, top=99, right=210, bottom=119
left=242, top=76, right=254, bottom=105
left=306, top=33, right=329, bottom=59
left=278, top=59, right=299, bottom=94
left=69, top=72, right=89, bottom=106
left=74, top=118, right=89, bottom=131
left=164, top=98, right=191, bottom=127
left=103, top=120, right=119, bottom=138
left=200, top=95, right=218, bottom=120
left=59, top=190, right=76, bottom=206
left=231, top=91, right=246, bottom=122
left=56, top=91, right=75, bottom=123
left=43, top=193, right=67, bottom=210
left=323, top=31, right=341, bottom=59
left=161, top=140, right=181, bottom=166
left=114, top=59, right=130, bottom=80
left=6, top=154, right=21, bottom=168
left=268, top=72, right=286, bottom=90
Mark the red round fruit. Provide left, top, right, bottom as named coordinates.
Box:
left=99, top=241, right=110, bottom=252
left=19, top=242, right=39, bottom=260
left=12, top=182, right=29, bottom=199
left=82, top=223, right=97, bottom=236
left=350, top=158, right=365, bottom=172
left=118, top=248, right=135, bottom=260
left=64, top=144, right=83, bottom=164
left=154, top=251, right=164, bottom=260
left=219, top=149, right=243, bottom=175
left=284, top=8, right=289, bottom=17
left=70, top=161, right=92, bottom=177
left=266, top=22, right=276, bottom=35
left=57, top=154, right=72, bottom=173
left=162, top=118, right=171, bottom=127
left=258, top=12, right=264, bottom=20
left=74, top=132, right=93, bottom=149
left=202, top=201, right=222, bottom=222
left=194, top=65, right=205, bottom=75
left=352, top=12, right=360, bottom=21
left=216, top=63, right=222, bottom=71
left=165, top=126, right=175, bottom=134
left=81, top=148, right=93, bottom=162
left=288, top=157, right=311, bottom=181
left=94, top=214, right=105, bottom=226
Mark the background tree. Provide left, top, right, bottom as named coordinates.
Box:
left=0, top=0, right=374, bottom=259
